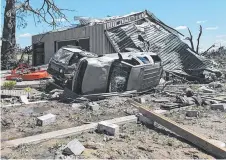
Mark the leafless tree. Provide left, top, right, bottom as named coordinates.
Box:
left=185, top=27, right=194, bottom=51
left=1, top=0, right=72, bottom=69
left=185, top=25, right=203, bottom=54
left=196, top=25, right=202, bottom=53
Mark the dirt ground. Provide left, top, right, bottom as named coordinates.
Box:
left=1, top=84, right=226, bottom=159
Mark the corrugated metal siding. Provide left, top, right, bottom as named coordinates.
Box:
left=106, top=21, right=207, bottom=73
left=104, top=35, right=116, bottom=54
left=32, top=24, right=105, bottom=65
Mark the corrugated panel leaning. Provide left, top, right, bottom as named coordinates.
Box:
left=106, top=19, right=207, bottom=75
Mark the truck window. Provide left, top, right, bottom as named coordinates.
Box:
left=151, top=55, right=161, bottom=63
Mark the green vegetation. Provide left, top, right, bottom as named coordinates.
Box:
left=24, top=87, right=32, bottom=98
left=3, top=81, right=17, bottom=90
left=24, top=87, right=32, bottom=93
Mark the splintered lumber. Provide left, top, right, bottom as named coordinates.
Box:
left=3, top=115, right=137, bottom=148
left=129, top=100, right=226, bottom=159
left=2, top=100, right=48, bottom=108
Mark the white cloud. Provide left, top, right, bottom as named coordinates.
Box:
left=18, top=33, right=32, bottom=38
left=174, top=26, right=187, bottom=30
left=216, top=39, right=226, bottom=44
left=215, top=39, right=226, bottom=47
left=55, top=18, right=66, bottom=22
left=196, top=20, right=207, bottom=24
left=206, top=26, right=219, bottom=30
left=216, top=34, right=226, bottom=38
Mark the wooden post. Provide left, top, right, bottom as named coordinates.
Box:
left=129, top=100, right=226, bottom=159
left=2, top=115, right=137, bottom=148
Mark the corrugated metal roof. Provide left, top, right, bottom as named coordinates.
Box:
left=106, top=20, right=207, bottom=74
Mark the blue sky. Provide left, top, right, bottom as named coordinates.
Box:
left=1, top=0, right=226, bottom=51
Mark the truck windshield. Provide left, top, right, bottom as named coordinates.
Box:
left=53, top=48, right=74, bottom=64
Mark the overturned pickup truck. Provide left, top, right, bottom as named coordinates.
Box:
left=47, top=46, right=163, bottom=94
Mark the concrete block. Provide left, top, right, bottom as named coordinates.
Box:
left=186, top=110, right=200, bottom=117
left=208, top=82, right=223, bottom=88
left=153, top=98, right=170, bottom=103
left=71, top=103, right=84, bottom=110
left=185, top=88, right=194, bottom=97
left=211, top=103, right=226, bottom=111
left=97, top=121, right=119, bottom=136
left=139, top=97, right=146, bottom=104
left=134, top=97, right=146, bottom=104
left=63, top=139, right=85, bottom=156
left=20, top=95, right=29, bottom=104
left=153, top=109, right=167, bottom=114
left=36, top=113, right=56, bottom=126
left=198, top=86, right=215, bottom=93
left=138, top=114, right=154, bottom=126
left=87, top=102, right=100, bottom=111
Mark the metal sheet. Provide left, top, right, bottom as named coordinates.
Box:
left=106, top=21, right=207, bottom=74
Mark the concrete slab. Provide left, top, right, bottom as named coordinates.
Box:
left=97, top=121, right=119, bottom=136
left=153, top=98, right=170, bottom=103
left=36, top=113, right=56, bottom=126
left=20, top=95, right=29, bottom=104
left=87, top=102, right=100, bottom=111
left=186, top=110, right=200, bottom=117
left=138, top=114, right=154, bottom=126
left=211, top=103, right=226, bottom=111
left=63, top=139, right=85, bottom=156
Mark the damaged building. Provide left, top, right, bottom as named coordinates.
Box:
left=32, top=10, right=219, bottom=81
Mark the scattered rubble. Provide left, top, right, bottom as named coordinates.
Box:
left=71, top=103, right=84, bottom=110
left=208, top=81, right=223, bottom=88
left=87, top=102, right=100, bottom=111
left=1, top=66, right=226, bottom=159
left=198, top=86, right=215, bottom=93
left=185, top=88, right=194, bottom=97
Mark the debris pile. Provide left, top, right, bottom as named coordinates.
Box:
left=1, top=10, right=226, bottom=159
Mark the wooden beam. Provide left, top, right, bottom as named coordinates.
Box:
left=2, top=100, right=48, bottom=108
left=129, top=100, right=226, bottom=159
left=2, top=115, right=137, bottom=148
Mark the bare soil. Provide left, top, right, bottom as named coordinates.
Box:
left=1, top=84, right=226, bottom=159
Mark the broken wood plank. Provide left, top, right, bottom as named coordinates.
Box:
left=2, top=115, right=137, bottom=148
left=2, top=100, right=48, bottom=108
left=1, top=90, right=27, bottom=97
left=129, top=100, right=226, bottom=159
